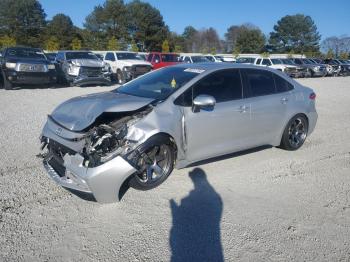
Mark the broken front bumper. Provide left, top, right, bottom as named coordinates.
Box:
left=43, top=153, right=136, bottom=203
left=41, top=118, right=136, bottom=203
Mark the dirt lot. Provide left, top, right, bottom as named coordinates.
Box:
left=0, top=77, right=349, bottom=261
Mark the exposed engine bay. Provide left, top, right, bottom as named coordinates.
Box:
left=42, top=105, right=153, bottom=170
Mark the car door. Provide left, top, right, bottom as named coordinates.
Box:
left=178, top=69, right=251, bottom=162
left=240, top=68, right=292, bottom=146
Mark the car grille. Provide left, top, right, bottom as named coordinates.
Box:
left=80, top=67, right=102, bottom=77
left=18, top=63, right=47, bottom=72
left=132, top=65, right=151, bottom=76
left=47, top=139, right=76, bottom=177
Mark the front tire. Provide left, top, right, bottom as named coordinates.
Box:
left=116, top=70, right=124, bottom=85
left=129, top=138, right=176, bottom=191
left=3, top=77, right=13, bottom=90
left=280, top=114, right=308, bottom=151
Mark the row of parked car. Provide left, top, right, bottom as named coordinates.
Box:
left=235, top=56, right=350, bottom=78
left=1, top=46, right=349, bottom=90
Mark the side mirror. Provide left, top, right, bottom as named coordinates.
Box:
left=193, top=94, right=216, bottom=112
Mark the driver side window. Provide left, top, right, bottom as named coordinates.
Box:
left=175, top=69, right=243, bottom=106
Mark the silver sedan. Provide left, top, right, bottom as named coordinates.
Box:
left=40, top=63, right=318, bottom=203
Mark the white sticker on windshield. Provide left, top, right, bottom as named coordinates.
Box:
left=184, top=68, right=205, bottom=74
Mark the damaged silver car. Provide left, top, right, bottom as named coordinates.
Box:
left=40, top=63, right=318, bottom=203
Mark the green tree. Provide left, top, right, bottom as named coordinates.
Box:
left=131, top=39, right=139, bottom=52
left=0, top=0, right=46, bottom=47
left=339, top=52, right=349, bottom=59
left=236, top=28, right=265, bottom=53
left=174, top=45, right=182, bottom=53
left=162, top=40, right=170, bottom=52
left=325, top=49, right=335, bottom=59
left=269, top=14, right=321, bottom=53
left=211, top=47, right=216, bottom=55
left=232, top=46, right=241, bottom=58
left=45, top=36, right=59, bottom=51
left=127, top=0, right=169, bottom=51
left=45, top=14, right=76, bottom=50
left=71, top=38, right=82, bottom=50
left=0, top=35, right=16, bottom=48
left=107, top=36, right=120, bottom=50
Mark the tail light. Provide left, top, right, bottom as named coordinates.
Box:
left=309, top=92, right=316, bottom=100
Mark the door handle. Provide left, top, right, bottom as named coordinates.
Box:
left=281, top=97, right=288, bottom=104
left=239, top=105, right=250, bottom=113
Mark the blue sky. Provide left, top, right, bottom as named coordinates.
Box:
left=39, top=0, right=350, bottom=40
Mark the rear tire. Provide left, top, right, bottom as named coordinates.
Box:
left=280, top=114, right=308, bottom=151
left=129, top=137, right=176, bottom=191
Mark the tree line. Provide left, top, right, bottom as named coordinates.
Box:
left=0, top=0, right=349, bottom=58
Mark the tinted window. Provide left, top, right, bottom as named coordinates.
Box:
left=161, top=54, right=179, bottom=62
left=294, top=59, right=302, bottom=65
left=147, top=54, right=153, bottom=62
left=116, top=52, right=137, bottom=60
left=256, top=58, right=262, bottom=64
left=206, top=56, right=215, bottom=62
left=6, top=48, right=46, bottom=59
left=243, top=69, right=275, bottom=97
left=273, top=74, right=294, bottom=93
left=56, top=52, right=65, bottom=61
left=191, top=56, right=209, bottom=63
left=105, top=52, right=115, bottom=61
left=192, top=69, right=243, bottom=103
left=262, top=59, right=271, bottom=66
left=66, top=52, right=98, bottom=60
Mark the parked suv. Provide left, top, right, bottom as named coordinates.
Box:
left=254, top=57, right=301, bottom=76
left=0, top=47, right=56, bottom=90
left=55, top=51, right=112, bottom=86
left=147, top=52, right=180, bottom=69
left=291, top=58, right=327, bottom=77
left=103, top=51, right=153, bottom=84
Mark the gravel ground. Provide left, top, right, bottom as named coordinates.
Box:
left=0, top=77, right=349, bottom=261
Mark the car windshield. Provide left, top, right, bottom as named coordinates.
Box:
left=236, top=57, right=255, bottom=64
left=161, top=54, right=179, bottom=62
left=116, top=52, right=138, bottom=60
left=6, top=48, right=46, bottom=59
left=116, top=67, right=200, bottom=100
left=307, top=59, right=317, bottom=64
left=271, top=58, right=283, bottom=64
left=45, top=53, right=57, bottom=60
left=302, top=59, right=313, bottom=64
left=191, top=56, right=209, bottom=63
left=66, top=52, right=98, bottom=60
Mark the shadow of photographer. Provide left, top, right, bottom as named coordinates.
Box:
left=169, top=168, right=224, bottom=262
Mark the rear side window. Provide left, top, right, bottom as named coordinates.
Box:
left=256, top=58, right=262, bottom=64
left=242, top=69, right=275, bottom=97
left=274, top=74, right=294, bottom=93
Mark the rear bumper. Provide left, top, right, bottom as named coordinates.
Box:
left=4, top=69, right=56, bottom=84
left=307, top=111, right=318, bottom=136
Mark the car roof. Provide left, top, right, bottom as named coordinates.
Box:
left=172, top=62, right=272, bottom=71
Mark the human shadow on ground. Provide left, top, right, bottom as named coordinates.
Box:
left=169, top=168, right=224, bottom=262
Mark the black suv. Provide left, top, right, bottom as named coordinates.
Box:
left=0, top=47, right=57, bottom=90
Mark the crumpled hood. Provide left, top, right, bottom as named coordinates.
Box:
left=70, top=59, right=104, bottom=68
left=119, top=60, right=152, bottom=67
left=51, top=91, right=154, bottom=131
